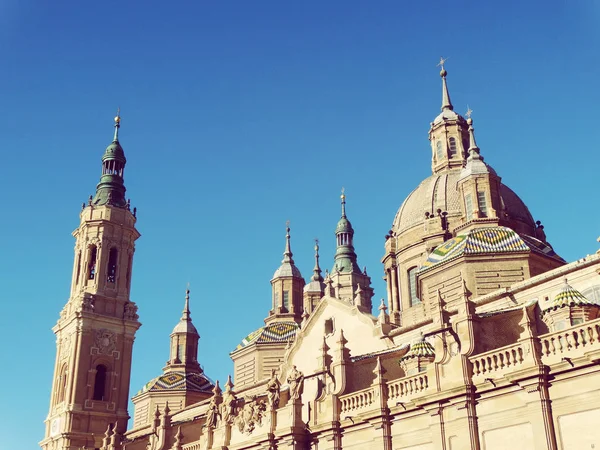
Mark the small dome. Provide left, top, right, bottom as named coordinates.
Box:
left=273, top=263, right=302, bottom=279
left=400, top=336, right=435, bottom=361
left=392, top=169, right=536, bottom=236
left=233, top=321, right=300, bottom=352
left=336, top=217, right=354, bottom=234
left=172, top=319, right=198, bottom=335
left=544, top=281, right=598, bottom=312
left=102, top=141, right=126, bottom=163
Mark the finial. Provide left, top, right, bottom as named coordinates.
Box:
left=311, top=238, right=324, bottom=282
left=182, top=284, right=191, bottom=321
left=378, top=298, right=387, bottom=312
left=466, top=110, right=481, bottom=158
left=340, top=187, right=346, bottom=218
left=282, top=221, right=294, bottom=264
left=113, top=107, right=121, bottom=142
left=437, top=57, right=454, bottom=112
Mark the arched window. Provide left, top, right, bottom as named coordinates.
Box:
left=55, top=364, right=68, bottom=405
left=408, top=267, right=420, bottom=306
left=93, top=365, right=107, bottom=401
left=107, top=248, right=118, bottom=283
left=448, top=137, right=457, bottom=157
left=87, top=245, right=97, bottom=280
left=436, top=141, right=444, bottom=160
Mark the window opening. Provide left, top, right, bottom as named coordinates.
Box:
left=477, top=191, right=488, bottom=218
left=408, top=267, right=420, bottom=306
left=87, top=246, right=97, bottom=280
left=107, top=248, right=118, bottom=283
left=465, top=194, right=473, bottom=221
left=93, top=365, right=107, bottom=401
left=436, top=141, right=444, bottom=160
left=449, top=137, right=457, bottom=157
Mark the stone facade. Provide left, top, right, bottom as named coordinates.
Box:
left=43, top=67, right=600, bottom=450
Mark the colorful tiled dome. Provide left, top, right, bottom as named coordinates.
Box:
left=400, top=337, right=435, bottom=361
left=234, top=321, right=300, bottom=351
left=137, top=371, right=214, bottom=395
left=544, top=280, right=598, bottom=312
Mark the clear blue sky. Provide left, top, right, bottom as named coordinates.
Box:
left=1, top=1, right=599, bottom=448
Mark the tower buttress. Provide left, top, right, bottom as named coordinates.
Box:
left=41, top=112, right=141, bottom=450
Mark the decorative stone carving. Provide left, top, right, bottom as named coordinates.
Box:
left=124, top=302, right=139, bottom=321
left=59, top=336, right=71, bottom=360
left=266, top=369, right=281, bottom=410
left=221, top=376, right=237, bottom=424
left=206, top=396, right=220, bottom=429
left=287, top=365, right=304, bottom=401
left=235, top=396, right=266, bottom=434
left=82, top=295, right=95, bottom=312
left=95, top=329, right=117, bottom=355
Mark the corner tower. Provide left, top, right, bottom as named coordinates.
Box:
left=131, top=288, right=214, bottom=429
left=41, top=112, right=141, bottom=450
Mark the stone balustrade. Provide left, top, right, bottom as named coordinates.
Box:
left=387, top=373, right=429, bottom=406
left=471, top=342, right=525, bottom=378
left=540, top=318, right=600, bottom=364
left=340, top=386, right=376, bottom=415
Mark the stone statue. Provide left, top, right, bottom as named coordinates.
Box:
left=286, top=365, right=304, bottom=401
left=266, top=369, right=281, bottom=410
left=221, top=388, right=237, bottom=424
left=206, top=397, right=220, bottom=429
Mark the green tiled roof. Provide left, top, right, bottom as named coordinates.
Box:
left=544, top=281, right=598, bottom=312
left=400, top=338, right=435, bottom=361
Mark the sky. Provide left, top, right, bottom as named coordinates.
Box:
left=0, top=1, right=599, bottom=448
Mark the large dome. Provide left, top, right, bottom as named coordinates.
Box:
left=392, top=169, right=536, bottom=236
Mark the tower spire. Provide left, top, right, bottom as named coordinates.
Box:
left=311, top=239, right=324, bottom=282
left=341, top=187, right=347, bottom=218
left=182, top=284, right=191, bottom=322
left=438, top=57, right=454, bottom=112
left=282, top=221, right=294, bottom=264
left=92, top=110, right=128, bottom=208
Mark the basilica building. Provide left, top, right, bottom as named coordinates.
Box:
left=41, top=64, right=600, bottom=450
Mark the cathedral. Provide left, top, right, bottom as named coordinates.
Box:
left=40, top=63, right=600, bottom=450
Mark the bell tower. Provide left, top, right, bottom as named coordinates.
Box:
left=40, top=112, right=141, bottom=450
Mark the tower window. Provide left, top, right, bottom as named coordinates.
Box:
left=55, top=364, right=68, bottom=405
left=436, top=141, right=444, bottom=160
left=283, top=291, right=289, bottom=310
left=477, top=191, right=488, bottom=218
left=449, top=137, right=457, bottom=157
left=465, top=194, right=473, bottom=221
left=408, top=267, right=420, bottom=306
left=107, top=248, right=118, bottom=284
left=87, top=245, right=97, bottom=280
left=93, top=364, right=108, bottom=401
